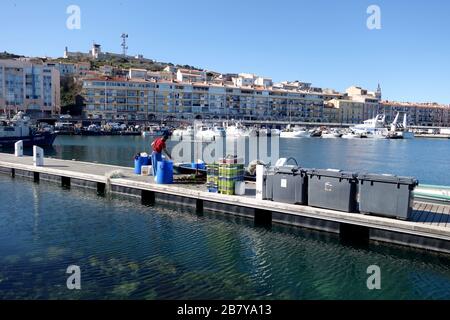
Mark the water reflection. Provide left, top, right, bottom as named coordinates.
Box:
left=1, top=175, right=450, bottom=299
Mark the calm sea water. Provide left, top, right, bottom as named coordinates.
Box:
left=1, top=136, right=450, bottom=299
left=0, top=174, right=450, bottom=300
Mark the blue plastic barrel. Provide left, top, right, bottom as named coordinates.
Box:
left=156, top=160, right=174, bottom=184
left=134, top=156, right=150, bottom=175
left=134, top=156, right=143, bottom=174
left=141, top=156, right=150, bottom=166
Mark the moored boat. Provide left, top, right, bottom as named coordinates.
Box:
left=280, top=125, right=309, bottom=138
left=0, top=112, right=57, bottom=148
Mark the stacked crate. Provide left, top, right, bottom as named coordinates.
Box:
left=206, top=163, right=219, bottom=193
left=217, top=158, right=245, bottom=195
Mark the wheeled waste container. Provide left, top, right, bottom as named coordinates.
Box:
left=358, top=173, right=418, bottom=220
left=262, top=167, right=275, bottom=200
left=272, top=166, right=308, bottom=205
left=307, top=169, right=358, bottom=212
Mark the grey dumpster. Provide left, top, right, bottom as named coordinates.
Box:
left=272, top=166, right=308, bottom=205
left=263, top=167, right=275, bottom=200
left=358, top=173, right=418, bottom=220
left=307, top=169, right=358, bottom=212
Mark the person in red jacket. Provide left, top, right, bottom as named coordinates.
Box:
left=151, top=134, right=172, bottom=176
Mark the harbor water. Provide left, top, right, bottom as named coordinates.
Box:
left=1, top=135, right=450, bottom=299
left=1, top=174, right=450, bottom=300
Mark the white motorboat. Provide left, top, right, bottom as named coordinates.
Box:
left=195, top=124, right=225, bottom=141
left=142, top=126, right=170, bottom=137
left=172, top=126, right=195, bottom=139
left=258, top=128, right=270, bottom=136
left=321, top=130, right=343, bottom=139
left=213, top=125, right=226, bottom=138
left=271, top=128, right=281, bottom=136
left=196, top=126, right=216, bottom=141
left=342, top=130, right=368, bottom=139
left=225, top=122, right=248, bottom=138
left=258, top=127, right=279, bottom=137
left=246, top=127, right=258, bottom=137
left=280, top=125, right=309, bottom=138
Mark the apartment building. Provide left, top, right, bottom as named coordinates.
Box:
left=323, top=103, right=340, bottom=123
left=381, top=101, right=450, bottom=127
left=45, top=61, right=90, bottom=77
left=346, top=85, right=382, bottom=120
left=128, top=68, right=147, bottom=80
left=0, top=59, right=60, bottom=117
left=176, top=69, right=207, bottom=83
left=82, top=77, right=324, bottom=121
left=232, top=73, right=273, bottom=88
left=327, top=99, right=365, bottom=124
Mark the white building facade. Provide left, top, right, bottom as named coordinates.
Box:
left=0, top=60, right=61, bottom=117
left=82, top=78, right=324, bottom=121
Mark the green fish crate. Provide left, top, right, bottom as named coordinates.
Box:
left=207, top=163, right=220, bottom=185
left=218, top=176, right=244, bottom=195
left=207, top=163, right=219, bottom=175
left=207, top=176, right=219, bottom=185
left=218, top=164, right=245, bottom=179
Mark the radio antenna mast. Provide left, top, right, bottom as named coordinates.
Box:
left=121, top=33, right=129, bottom=57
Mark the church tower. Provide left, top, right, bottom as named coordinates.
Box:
left=376, top=83, right=382, bottom=100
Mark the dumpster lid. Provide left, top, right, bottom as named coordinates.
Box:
left=274, top=165, right=299, bottom=174
left=359, top=173, right=418, bottom=185
left=307, top=168, right=357, bottom=179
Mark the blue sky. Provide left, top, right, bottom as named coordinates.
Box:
left=1, top=0, right=449, bottom=103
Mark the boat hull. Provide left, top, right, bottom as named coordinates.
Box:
left=322, top=133, right=342, bottom=139
left=280, top=131, right=309, bottom=138
left=0, top=132, right=57, bottom=148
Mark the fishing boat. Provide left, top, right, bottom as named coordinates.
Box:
left=81, top=124, right=102, bottom=136
left=351, top=115, right=389, bottom=139
left=387, top=113, right=415, bottom=139
left=0, top=112, right=57, bottom=148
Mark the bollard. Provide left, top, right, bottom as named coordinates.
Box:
left=255, top=165, right=266, bottom=200
left=33, top=146, right=44, bottom=167
left=15, top=140, right=24, bottom=157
